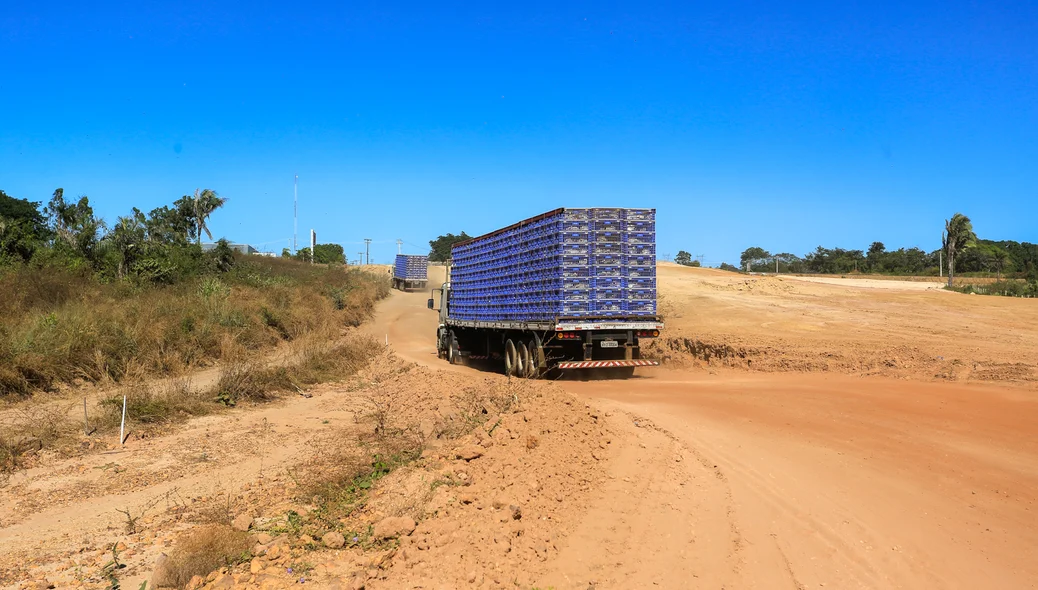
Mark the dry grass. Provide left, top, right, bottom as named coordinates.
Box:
left=0, top=257, right=390, bottom=398
left=210, top=332, right=379, bottom=406
left=155, top=524, right=251, bottom=588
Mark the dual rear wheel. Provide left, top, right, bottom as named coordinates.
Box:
left=504, top=336, right=543, bottom=379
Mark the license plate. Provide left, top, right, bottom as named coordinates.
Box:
left=600, top=340, right=618, bottom=348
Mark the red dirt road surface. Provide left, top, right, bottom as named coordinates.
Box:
left=3, top=263, right=1036, bottom=589
left=373, top=264, right=1038, bottom=589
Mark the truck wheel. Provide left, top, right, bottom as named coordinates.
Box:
left=528, top=336, right=544, bottom=379
left=504, top=339, right=517, bottom=376
left=448, top=331, right=461, bottom=365
left=517, top=342, right=532, bottom=379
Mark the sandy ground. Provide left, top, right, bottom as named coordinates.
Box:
left=3, top=263, right=1037, bottom=589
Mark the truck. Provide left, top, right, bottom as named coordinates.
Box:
left=428, top=207, right=663, bottom=378
left=393, top=254, right=428, bottom=291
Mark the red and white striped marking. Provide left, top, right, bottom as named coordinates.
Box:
left=556, top=360, right=659, bottom=370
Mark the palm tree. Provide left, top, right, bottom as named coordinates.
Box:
left=106, top=209, right=147, bottom=278
left=943, top=213, right=977, bottom=288
left=991, top=247, right=1009, bottom=282
left=192, top=189, right=227, bottom=245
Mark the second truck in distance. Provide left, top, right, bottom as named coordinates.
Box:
left=393, top=254, right=429, bottom=291
left=429, top=207, right=662, bottom=378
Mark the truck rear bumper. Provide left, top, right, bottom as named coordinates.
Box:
left=556, top=360, right=660, bottom=370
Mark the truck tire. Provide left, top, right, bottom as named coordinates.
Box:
left=448, top=331, right=461, bottom=365
left=504, top=339, right=517, bottom=377
left=528, top=336, right=545, bottom=379
left=517, top=342, right=532, bottom=379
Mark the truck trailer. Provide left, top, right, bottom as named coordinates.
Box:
left=428, top=207, right=662, bottom=378
left=393, top=254, right=429, bottom=291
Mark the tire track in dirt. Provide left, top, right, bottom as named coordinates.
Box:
left=539, top=412, right=743, bottom=589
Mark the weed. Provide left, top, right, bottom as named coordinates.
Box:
left=100, top=543, right=127, bottom=590
left=155, top=525, right=251, bottom=588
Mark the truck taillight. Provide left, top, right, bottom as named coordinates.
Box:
left=636, top=330, right=660, bottom=338
left=557, top=332, right=581, bottom=340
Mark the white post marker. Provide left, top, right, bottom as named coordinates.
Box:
left=120, top=395, right=127, bottom=445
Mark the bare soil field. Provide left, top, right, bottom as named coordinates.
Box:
left=2, top=262, right=1036, bottom=589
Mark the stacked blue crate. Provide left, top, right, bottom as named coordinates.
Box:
left=449, top=207, right=656, bottom=321
left=394, top=254, right=429, bottom=280
left=621, top=209, right=657, bottom=316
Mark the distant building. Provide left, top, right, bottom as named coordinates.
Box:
left=201, top=242, right=258, bottom=255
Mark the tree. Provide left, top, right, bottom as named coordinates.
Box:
left=990, top=246, right=1009, bottom=281
left=313, top=243, right=346, bottom=264
left=0, top=189, right=49, bottom=263
left=106, top=208, right=147, bottom=277
left=46, top=189, right=105, bottom=263
left=740, top=247, right=771, bottom=272
left=281, top=248, right=292, bottom=258
left=191, top=189, right=226, bottom=245
left=674, top=250, right=693, bottom=266
left=943, top=213, right=976, bottom=287
left=719, top=262, right=742, bottom=273
left=429, top=232, right=471, bottom=262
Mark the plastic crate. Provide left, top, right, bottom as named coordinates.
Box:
left=592, top=230, right=623, bottom=242
left=563, top=277, right=591, bottom=290
left=562, top=231, right=590, bottom=244
left=593, top=299, right=624, bottom=312
left=628, top=277, right=657, bottom=290
left=593, top=253, right=623, bottom=266
left=563, top=209, right=590, bottom=220
left=622, top=208, right=655, bottom=221
left=561, top=301, right=591, bottom=314
left=624, top=220, right=656, bottom=232
left=626, top=300, right=656, bottom=314
left=625, top=255, right=654, bottom=267
left=593, top=218, right=622, bottom=232
left=590, top=242, right=623, bottom=255
left=628, top=288, right=656, bottom=300
left=625, top=243, right=656, bottom=256
left=591, top=208, right=623, bottom=219
left=625, top=231, right=655, bottom=244
left=593, top=265, right=623, bottom=277
left=626, top=266, right=656, bottom=278
left=592, top=276, right=625, bottom=290
left=562, top=265, right=590, bottom=278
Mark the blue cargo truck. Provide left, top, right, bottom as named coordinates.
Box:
left=428, top=208, right=662, bottom=378
left=393, top=254, right=429, bottom=291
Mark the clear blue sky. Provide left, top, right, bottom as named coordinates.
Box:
left=2, top=1, right=1036, bottom=265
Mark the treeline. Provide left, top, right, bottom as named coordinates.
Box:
left=737, top=240, right=1038, bottom=279
left=0, top=187, right=233, bottom=282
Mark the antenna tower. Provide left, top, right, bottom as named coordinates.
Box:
left=293, top=174, right=298, bottom=253
left=396, top=239, right=403, bottom=255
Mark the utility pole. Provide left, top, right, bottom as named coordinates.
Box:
left=310, top=230, right=316, bottom=265
left=293, top=174, right=298, bottom=253
left=775, top=257, right=779, bottom=274
left=364, top=238, right=372, bottom=265
left=358, top=252, right=364, bottom=266
left=396, top=239, right=403, bottom=255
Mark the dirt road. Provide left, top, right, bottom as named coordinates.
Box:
left=375, top=265, right=1038, bottom=588
left=4, top=264, right=1036, bottom=589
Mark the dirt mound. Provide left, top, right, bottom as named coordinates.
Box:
left=0, top=354, right=619, bottom=590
